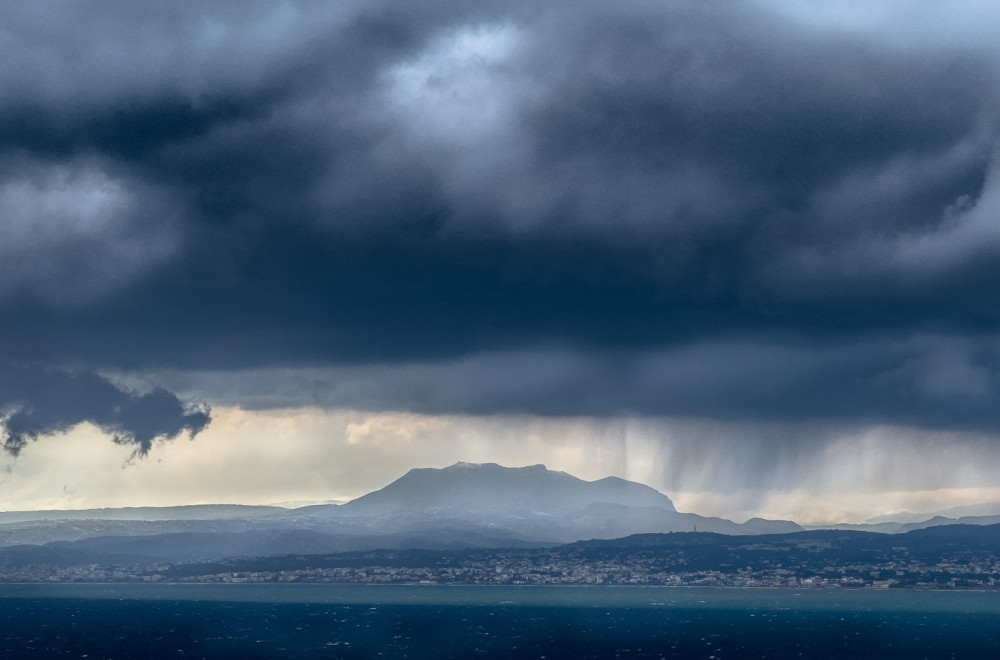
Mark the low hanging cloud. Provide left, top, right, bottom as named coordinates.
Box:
left=0, top=365, right=210, bottom=456
left=151, top=332, right=1000, bottom=432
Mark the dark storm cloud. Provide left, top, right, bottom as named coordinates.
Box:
left=0, top=364, right=210, bottom=456
left=1, top=1, right=999, bottom=431
left=155, top=333, right=1000, bottom=432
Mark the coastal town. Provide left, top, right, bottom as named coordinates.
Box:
left=3, top=531, right=999, bottom=590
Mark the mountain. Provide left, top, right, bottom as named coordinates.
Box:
left=6, top=461, right=1000, bottom=574
left=340, top=462, right=677, bottom=516
left=287, top=462, right=800, bottom=541
left=0, top=462, right=800, bottom=556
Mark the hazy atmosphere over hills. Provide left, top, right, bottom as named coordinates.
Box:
left=10, top=458, right=1000, bottom=592
left=0, top=463, right=805, bottom=562
left=2, top=1, right=1000, bottom=523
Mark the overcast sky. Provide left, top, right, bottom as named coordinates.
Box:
left=2, top=1, right=1000, bottom=522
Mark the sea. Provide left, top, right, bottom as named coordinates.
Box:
left=0, top=584, right=997, bottom=659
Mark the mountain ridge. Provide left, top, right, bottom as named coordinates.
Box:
left=286, top=462, right=800, bottom=541
left=5, top=462, right=1000, bottom=569
left=339, top=461, right=678, bottom=517
left=9, top=463, right=997, bottom=538
left=0, top=462, right=800, bottom=549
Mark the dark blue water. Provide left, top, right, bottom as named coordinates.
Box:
left=0, top=584, right=997, bottom=658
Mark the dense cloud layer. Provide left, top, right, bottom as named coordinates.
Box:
left=2, top=2, right=999, bottom=432
left=0, top=364, right=210, bottom=455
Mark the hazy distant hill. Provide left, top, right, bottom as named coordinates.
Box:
left=867, top=502, right=1000, bottom=524
left=0, top=462, right=802, bottom=556
left=0, top=505, right=284, bottom=525
left=566, top=523, right=1000, bottom=567
left=0, top=527, right=548, bottom=568
left=808, top=514, right=1000, bottom=534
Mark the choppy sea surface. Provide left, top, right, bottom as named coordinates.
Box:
left=0, top=584, right=998, bottom=658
